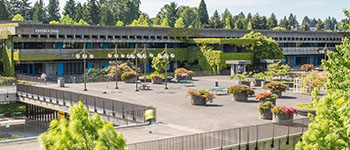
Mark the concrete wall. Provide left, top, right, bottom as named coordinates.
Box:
left=0, top=93, right=17, bottom=102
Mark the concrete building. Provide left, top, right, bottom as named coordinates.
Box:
left=0, top=22, right=344, bottom=80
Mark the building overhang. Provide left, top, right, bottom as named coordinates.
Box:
left=226, top=60, right=251, bottom=65
left=260, top=59, right=285, bottom=64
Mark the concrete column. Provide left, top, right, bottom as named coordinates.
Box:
left=230, top=65, right=235, bottom=75
left=243, top=64, right=246, bottom=73
left=32, top=64, right=35, bottom=76
left=58, top=63, right=64, bottom=77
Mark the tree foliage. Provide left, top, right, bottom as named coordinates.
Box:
left=63, top=0, right=76, bottom=19
left=39, top=101, right=126, bottom=150
left=32, top=0, right=46, bottom=23
left=174, top=17, right=185, bottom=28
left=197, top=0, right=209, bottom=26
left=266, top=62, right=290, bottom=78
left=47, top=0, right=60, bottom=21
left=12, top=14, right=24, bottom=21
left=152, top=57, right=168, bottom=73
left=0, top=0, right=9, bottom=20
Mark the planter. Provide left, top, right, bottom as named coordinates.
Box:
left=261, top=81, right=271, bottom=88
left=273, top=114, right=293, bottom=123
left=283, top=82, right=294, bottom=88
left=239, top=81, right=251, bottom=87
left=125, top=77, right=136, bottom=83
left=152, top=78, right=163, bottom=84
left=259, top=98, right=276, bottom=106
left=271, top=91, right=282, bottom=97
left=296, top=108, right=316, bottom=117
left=260, top=110, right=272, bottom=120
left=255, top=79, right=264, bottom=87
left=232, top=94, right=248, bottom=102
left=176, top=76, right=191, bottom=81
left=191, top=95, right=207, bottom=105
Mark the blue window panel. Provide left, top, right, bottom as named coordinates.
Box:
left=284, top=43, right=288, bottom=47
left=293, top=56, right=296, bottom=67
left=293, top=43, right=296, bottom=47
left=168, top=44, right=172, bottom=48
left=58, top=63, right=64, bottom=77
left=307, top=43, right=310, bottom=47
left=87, top=43, right=92, bottom=49
left=104, top=61, right=109, bottom=68
left=130, top=43, right=135, bottom=48
left=307, top=56, right=310, bottom=64
left=146, top=62, right=150, bottom=73
left=168, top=61, right=172, bottom=72
left=285, top=57, right=287, bottom=65
left=57, top=42, right=63, bottom=49
left=316, top=43, right=319, bottom=47
left=104, top=43, right=109, bottom=49
left=27, top=64, right=30, bottom=75
left=87, top=62, right=92, bottom=69
left=315, top=56, right=318, bottom=65
left=146, top=43, right=150, bottom=48
left=32, top=64, right=35, bottom=76
left=21, top=42, right=24, bottom=49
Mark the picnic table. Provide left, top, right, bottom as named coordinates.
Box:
left=139, top=83, right=151, bottom=90
left=209, top=87, right=228, bottom=95
left=178, top=80, right=195, bottom=87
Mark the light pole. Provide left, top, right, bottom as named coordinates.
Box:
left=127, top=44, right=141, bottom=91
left=75, top=43, right=94, bottom=91
left=108, top=44, right=125, bottom=89
left=157, top=44, right=175, bottom=89
left=140, top=44, right=152, bottom=84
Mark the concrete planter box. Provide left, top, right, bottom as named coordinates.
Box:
left=259, top=98, right=276, bottom=106
left=261, top=81, right=271, bottom=88
left=176, top=76, right=192, bottom=81
left=260, top=110, right=272, bottom=120
left=296, top=108, right=316, bottom=117
left=273, top=114, right=293, bottom=123
left=191, top=95, right=207, bottom=105
left=232, top=94, right=248, bottom=102
left=255, top=79, right=264, bottom=87
left=271, top=91, right=282, bottom=97
left=239, top=81, right=251, bottom=87
left=151, top=78, right=163, bottom=84
left=125, top=77, right=136, bottom=83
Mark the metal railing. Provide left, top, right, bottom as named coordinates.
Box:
left=16, top=84, right=155, bottom=124
left=0, top=119, right=49, bottom=140
left=16, top=74, right=41, bottom=82
left=127, top=118, right=311, bottom=150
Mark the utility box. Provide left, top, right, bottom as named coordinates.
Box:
left=58, top=77, right=65, bottom=87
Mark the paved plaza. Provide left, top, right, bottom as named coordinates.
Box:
left=1, top=76, right=312, bottom=149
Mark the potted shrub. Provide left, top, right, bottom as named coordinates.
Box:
left=252, top=72, right=266, bottom=87
left=230, top=72, right=251, bottom=86
left=301, top=64, right=314, bottom=72
left=296, top=104, right=316, bottom=117
left=175, top=68, right=195, bottom=81
left=228, top=85, right=254, bottom=101
left=187, top=70, right=195, bottom=80
left=258, top=101, right=275, bottom=120
left=271, top=106, right=297, bottom=123
left=185, top=89, right=215, bottom=105
left=121, top=71, right=136, bottom=83
left=256, top=92, right=278, bottom=106
left=151, top=74, right=162, bottom=84
left=263, top=81, right=287, bottom=97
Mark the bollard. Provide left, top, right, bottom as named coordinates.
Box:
left=215, top=81, right=219, bottom=87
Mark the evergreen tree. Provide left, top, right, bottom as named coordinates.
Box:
left=32, top=0, right=46, bottom=23
left=86, top=0, right=100, bottom=25
left=251, top=13, right=261, bottom=29
left=178, top=6, right=197, bottom=27
left=0, top=0, right=9, bottom=20
left=63, top=0, right=76, bottom=19
left=18, top=0, right=32, bottom=20
left=197, top=0, right=209, bottom=26
left=316, top=19, right=324, bottom=31
left=224, top=18, right=231, bottom=29
left=221, top=9, right=232, bottom=28
left=301, top=16, right=310, bottom=31
left=194, top=15, right=202, bottom=28
left=247, top=21, right=252, bottom=30
left=39, top=102, right=126, bottom=150
left=234, top=18, right=244, bottom=29
left=7, top=0, right=21, bottom=18
left=288, top=13, right=298, bottom=30
left=174, top=17, right=185, bottom=28
left=160, top=18, right=170, bottom=27
left=103, top=0, right=140, bottom=25
left=100, top=5, right=114, bottom=26
left=116, top=20, right=124, bottom=26
left=47, top=0, right=60, bottom=21
left=157, top=2, right=178, bottom=27
left=267, top=13, right=278, bottom=29
left=74, top=3, right=84, bottom=22
left=77, top=19, right=89, bottom=25
left=209, top=10, right=221, bottom=28
left=280, top=16, right=290, bottom=30
left=260, top=16, right=267, bottom=29
left=12, top=14, right=24, bottom=21
left=310, top=18, right=318, bottom=27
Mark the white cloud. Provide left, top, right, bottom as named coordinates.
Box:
left=293, top=1, right=325, bottom=6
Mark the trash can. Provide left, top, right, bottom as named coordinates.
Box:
left=58, top=77, right=65, bottom=87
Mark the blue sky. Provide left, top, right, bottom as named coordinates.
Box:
left=32, top=0, right=349, bottom=22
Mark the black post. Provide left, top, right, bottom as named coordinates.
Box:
left=286, top=124, right=290, bottom=145
left=271, top=124, right=274, bottom=148
left=239, top=128, right=241, bottom=150
left=83, top=43, right=88, bottom=91
left=256, top=125, right=259, bottom=150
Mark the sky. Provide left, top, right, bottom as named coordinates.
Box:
left=30, top=0, right=350, bottom=22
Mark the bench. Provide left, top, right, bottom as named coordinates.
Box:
left=209, top=87, right=228, bottom=95
left=11, top=112, right=23, bottom=117
left=139, top=84, right=151, bottom=90
left=178, top=80, right=195, bottom=87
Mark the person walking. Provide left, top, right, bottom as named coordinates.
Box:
left=144, top=108, right=155, bottom=133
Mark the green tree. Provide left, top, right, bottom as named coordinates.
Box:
left=104, top=0, right=140, bottom=25
left=247, top=21, right=252, bottom=30
left=74, top=3, right=84, bottom=22
left=251, top=13, right=262, bottom=29
left=7, top=0, right=21, bottom=18
left=0, top=0, right=9, bottom=20
left=86, top=0, right=100, bottom=25
left=76, top=19, right=89, bottom=25
left=221, top=9, right=232, bottom=28
left=234, top=18, right=244, bottom=29
left=63, top=0, right=76, bottom=19
left=160, top=18, right=170, bottom=27
left=116, top=20, right=124, bottom=26
left=288, top=13, right=298, bottom=30
left=209, top=10, right=221, bottom=28
left=128, top=14, right=149, bottom=27
left=18, top=0, right=32, bottom=20
left=59, top=15, right=76, bottom=25
left=12, top=14, right=24, bottom=21
left=32, top=0, right=46, bottom=23
left=295, top=37, right=350, bottom=150
left=279, top=16, right=290, bottom=30
left=47, top=0, right=60, bottom=21
left=267, top=13, right=278, bottom=30
left=100, top=5, right=114, bottom=26
left=178, top=6, right=197, bottom=27
left=49, top=20, right=59, bottom=24
left=197, top=0, right=209, bottom=26
left=224, top=18, right=231, bottom=29
left=266, top=62, right=290, bottom=79
left=39, top=102, right=126, bottom=150
left=316, top=19, right=324, bottom=31
left=174, top=17, right=185, bottom=28
left=301, top=16, right=310, bottom=31
left=152, top=57, right=167, bottom=73
left=156, top=2, right=178, bottom=27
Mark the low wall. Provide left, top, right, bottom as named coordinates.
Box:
left=0, top=93, right=17, bottom=102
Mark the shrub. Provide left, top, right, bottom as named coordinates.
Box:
left=258, top=101, right=275, bottom=114
left=185, top=89, right=215, bottom=103
left=296, top=104, right=315, bottom=110
left=230, top=72, right=251, bottom=81
left=187, top=70, right=195, bottom=76
left=105, top=62, right=137, bottom=78
left=256, top=92, right=278, bottom=100
left=252, top=72, right=266, bottom=80
left=151, top=74, right=161, bottom=80
left=228, top=85, right=254, bottom=95
left=301, top=64, right=314, bottom=71
left=301, top=71, right=326, bottom=89
left=264, top=81, right=287, bottom=93
left=0, top=102, right=26, bottom=117
left=266, top=62, right=290, bottom=79
left=175, top=68, right=188, bottom=74
left=86, top=68, right=111, bottom=82
left=121, top=71, right=136, bottom=81
left=17, top=80, right=36, bottom=85
left=0, top=76, right=16, bottom=86
left=271, top=106, right=297, bottom=115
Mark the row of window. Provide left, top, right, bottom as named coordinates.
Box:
left=273, top=37, right=340, bottom=41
